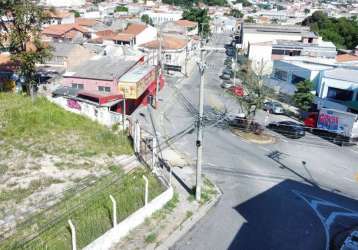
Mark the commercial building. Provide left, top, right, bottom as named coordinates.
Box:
left=240, top=23, right=311, bottom=50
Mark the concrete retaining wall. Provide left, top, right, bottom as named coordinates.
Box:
left=83, top=186, right=174, bottom=250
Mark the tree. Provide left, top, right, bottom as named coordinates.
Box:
left=114, top=6, right=128, bottom=12
left=293, top=80, right=314, bottom=111
left=229, top=9, right=244, bottom=18
left=141, top=14, right=154, bottom=26
left=302, top=11, right=358, bottom=49
left=244, top=16, right=256, bottom=23
left=182, top=8, right=211, bottom=38
left=0, top=1, right=52, bottom=98
left=235, top=60, right=271, bottom=121
left=69, top=9, right=80, bottom=18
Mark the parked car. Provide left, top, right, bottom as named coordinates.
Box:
left=224, top=58, right=233, bottom=66
left=263, top=101, right=285, bottom=114
left=220, top=73, right=231, bottom=80
left=222, top=68, right=233, bottom=76
left=221, top=81, right=234, bottom=89
left=229, top=85, right=244, bottom=97
left=267, top=121, right=305, bottom=139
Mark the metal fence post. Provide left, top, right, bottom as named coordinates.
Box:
left=152, top=137, right=157, bottom=171
left=109, top=195, right=117, bottom=227
left=68, top=220, right=77, bottom=250
left=142, top=175, right=149, bottom=206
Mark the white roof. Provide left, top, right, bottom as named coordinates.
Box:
left=323, top=68, right=358, bottom=83
left=280, top=60, right=333, bottom=71
left=119, top=64, right=155, bottom=83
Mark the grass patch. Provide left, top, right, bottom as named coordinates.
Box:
left=0, top=177, right=64, bottom=203
left=0, top=164, right=8, bottom=175
left=0, top=93, right=132, bottom=156
left=145, top=232, right=157, bottom=243
left=0, top=169, right=164, bottom=250
left=232, top=129, right=275, bottom=144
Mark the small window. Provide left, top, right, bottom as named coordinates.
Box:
left=98, top=86, right=111, bottom=92
left=165, top=54, right=171, bottom=62
left=72, top=83, right=84, bottom=89
left=274, top=69, right=288, bottom=81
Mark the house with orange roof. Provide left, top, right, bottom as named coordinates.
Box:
left=139, top=34, right=194, bottom=75
left=42, top=24, right=91, bottom=42
left=175, top=20, right=198, bottom=36
left=112, top=23, right=157, bottom=47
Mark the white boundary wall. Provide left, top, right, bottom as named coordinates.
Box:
left=83, top=186, right=174, bottom=250
left=48, top=96, right=122, bottom=127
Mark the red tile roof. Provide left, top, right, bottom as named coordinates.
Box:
left=336, top=54, right=358, bottom=62
left=141, top=36, right=188, bottom=50
left=112, top=33, right=134, bottom=42
left=175, top=20, right=198, bottom=29
left=75, top=18, right=98, bottom=27
left=42, top=24, right=89, bottom=37
left=124, top=23, right=147, bottom=36
left=95, top=30, right=117, bottom=40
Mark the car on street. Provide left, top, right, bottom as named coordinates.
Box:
left=221, top=81, right=234, bottom=89
left=224, top=58, right=233, bottom=66
left=267, top=121, right=305, bottom=139
left=222, top=68, right=233, bottom=76
left=220, top=73, right=231, bottom=80
left=263, top=101, right=285, bottom=114
left=229, top=85, right=244, bottom=96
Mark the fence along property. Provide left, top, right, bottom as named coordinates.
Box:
left=0, top=168, right=169, bottom=250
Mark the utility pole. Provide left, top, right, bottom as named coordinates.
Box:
left=155, top=23, right=163, bottom=108
left=195, top=39, right=205, bottom=202
left=195, top=22, right=224, bottom=202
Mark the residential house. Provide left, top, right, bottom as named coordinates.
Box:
left=174, top=20, right=199, bottom=36
left=317, top=68, right=358, bottom=104
left=44, top=10, right=75, bottom=27
left=139, top=35, right=192, bottom=75
left=113, top=23, right=157, bottom=47
left=42, top=42, right=96, bottom=71
left=39, top=0, right=85, bottom=7
left=140, top=9, right=183, bottom=26
left=42, top=24, right=91, bottom=42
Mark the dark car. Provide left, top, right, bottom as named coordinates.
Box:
left=267, top=121, right=305, bottom=139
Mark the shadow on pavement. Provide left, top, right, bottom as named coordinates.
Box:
left=229, top=179, right=358, bottom=250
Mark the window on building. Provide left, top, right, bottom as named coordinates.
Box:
left=274, top=69, right=288, bottom=81
left=72, top=83, right=84, bottom=89
left=165, top=54, right=171, bottom=62
left=291, top=74, right=306, bottom=84
left=98, top=86, right=111, bottom=92
left=327, top=87, right=353, bottom=101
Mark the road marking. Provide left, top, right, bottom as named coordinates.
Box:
left=343, top=176, right=356, bottom=183
left=258, top=146, right=270, bottom=152
left=293, top=190, right=358, bottom=250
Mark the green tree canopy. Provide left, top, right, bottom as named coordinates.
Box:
left=229, top=9, right=244, bottom=18
left=0, top=1, right=52, bottom=96
left=302, top=11, right=358, bottom=49
left=141, top=14, right=154, bottom=26
left=114, top=5, right=128, bottom=12
left=182, top=8, right=211, bottom=37
left=293, top=80, right=315, bottom=111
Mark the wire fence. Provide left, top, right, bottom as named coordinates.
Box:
left=0, top=166, right=165, bottom=250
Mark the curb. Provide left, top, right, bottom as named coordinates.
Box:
left=156, top=181, right=222, bottom=250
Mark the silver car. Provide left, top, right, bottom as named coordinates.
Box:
left=263, top=101, right=285, bottom=114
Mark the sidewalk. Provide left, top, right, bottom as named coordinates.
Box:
left=111, top=149, right=221, bottom=250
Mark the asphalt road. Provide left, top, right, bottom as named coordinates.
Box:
left=152, top=33, right=358, bottom=250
